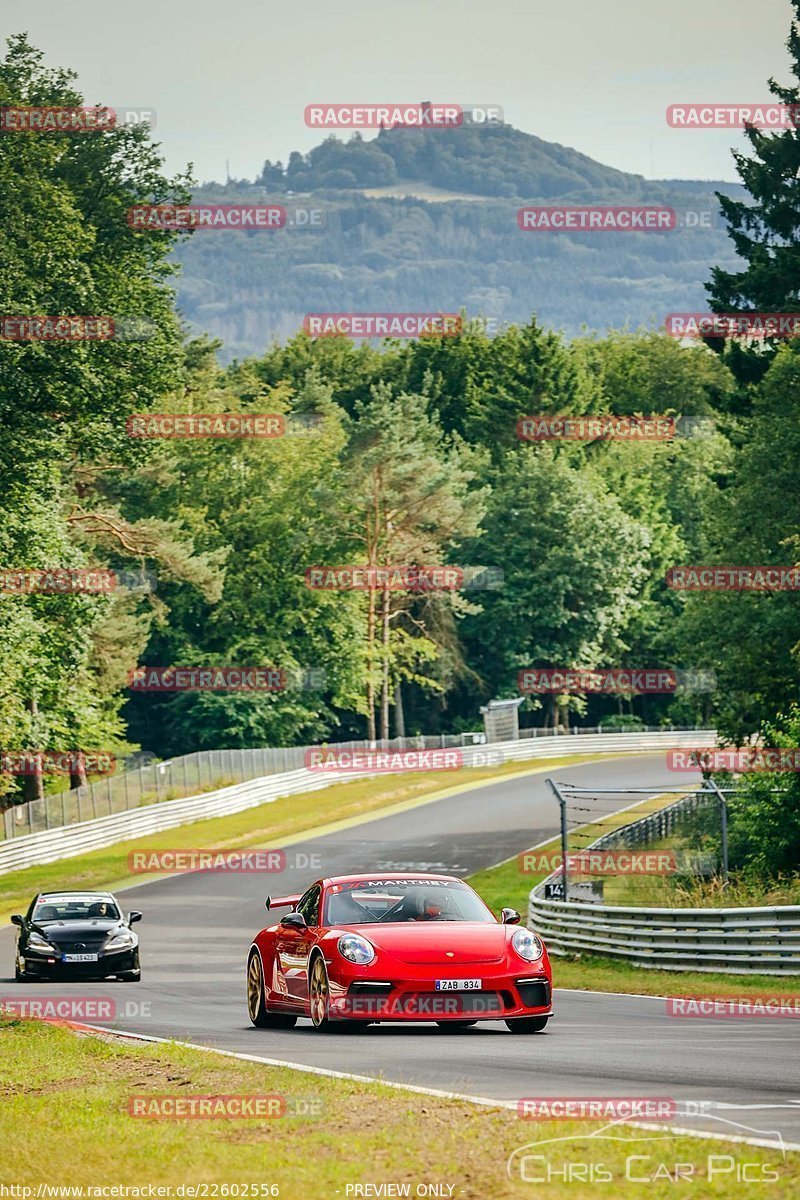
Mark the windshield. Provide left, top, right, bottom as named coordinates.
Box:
left=32, top=895, right=120, bottom=923
left=324, top=879, right=495, bottom=925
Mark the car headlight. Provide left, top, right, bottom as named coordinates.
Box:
left=512, top=928, right=544, bottom=962
left=337, top=933, right=376, bottom=965
left=105, top=931, right=135, bottom=952
left=27, top=931, right=58, bottom=954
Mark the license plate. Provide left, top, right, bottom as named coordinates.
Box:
left=63, top=953, right=98, bottom=963
left=435, top=978, right=481, bottom=991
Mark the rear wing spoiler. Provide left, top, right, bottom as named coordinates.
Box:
left=266, top=894, right=301, bottom=911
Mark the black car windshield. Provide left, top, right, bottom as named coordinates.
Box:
left=32, top=896, right=120, bottom=923
left=324, top=879, right=495, bottom=925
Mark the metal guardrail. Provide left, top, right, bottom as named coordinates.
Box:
left=529, top=783, right=800, bottom=975
left=0, top=729, right=713, bottom=877
left=528, top=894, right=800, bottom=975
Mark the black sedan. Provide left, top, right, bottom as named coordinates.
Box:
left=12, top=890, right=142, bottom=982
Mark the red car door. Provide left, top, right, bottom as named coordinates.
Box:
left=275, top=883, right=320, bottom=1003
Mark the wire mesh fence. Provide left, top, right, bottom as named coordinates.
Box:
left=537, top=781, right=726, bottom=904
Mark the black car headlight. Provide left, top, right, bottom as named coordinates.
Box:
left=104, top=931, right=136, bottom=953
left=27, top=931, right=58, bottom=955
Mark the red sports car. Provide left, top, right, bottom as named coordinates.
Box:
left=246, top=873, right=552, bottom=1033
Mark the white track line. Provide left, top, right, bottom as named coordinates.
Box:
left=73, top=1022, right=800, bottom=1152
left=556, top=987, right=669, bottom=1000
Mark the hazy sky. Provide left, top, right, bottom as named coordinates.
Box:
left=8, top=0, right=795, bottom=184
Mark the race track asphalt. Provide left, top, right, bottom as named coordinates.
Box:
left=2, top=753, right=799, bottom=1148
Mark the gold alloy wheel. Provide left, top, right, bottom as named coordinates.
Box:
left=309, top=956, right=329, bottom=1028
left=247, top=951, right=263, bottom=1021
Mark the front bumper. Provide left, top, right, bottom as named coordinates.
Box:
left=21, top=949, right=138, bottom=978
left=330, top=974, right=552, bottom=1021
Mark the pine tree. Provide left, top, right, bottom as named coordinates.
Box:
left=706, top=1, right=800, bottom=389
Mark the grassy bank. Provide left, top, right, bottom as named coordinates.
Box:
left=1, top=1017, right=795, bottom=1197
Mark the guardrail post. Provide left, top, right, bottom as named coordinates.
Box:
left=707, top=778, right=730, bottom=886
left=546, top=778, right=569, bottom=902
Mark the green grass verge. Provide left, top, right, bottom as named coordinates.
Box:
left=0, top=754, right=610, bottom=925
left=600, top=833, right=800, bottom=909
left=1, top=1018, right=796, bottom=1197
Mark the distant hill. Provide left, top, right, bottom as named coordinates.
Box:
left=171, top=118, right=744, bottom=360
left=258, top=119, right=649, bottom=199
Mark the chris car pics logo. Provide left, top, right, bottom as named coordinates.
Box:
left=507, top=1116, right=785, bottom=1185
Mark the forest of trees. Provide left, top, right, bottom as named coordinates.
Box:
left=2, top=6, right=800, bottom=879
left=173, top=183, right=743, bottom=361
left=172, top=116, right=746, bottom=360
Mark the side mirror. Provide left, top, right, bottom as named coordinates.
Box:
left=280, top=912, right=307, bottom=930
left=10, top=914, right=23, bottom=927
left=501, top=908, right=521, bottom=925
left=128, top=911, right=143, bottom=925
